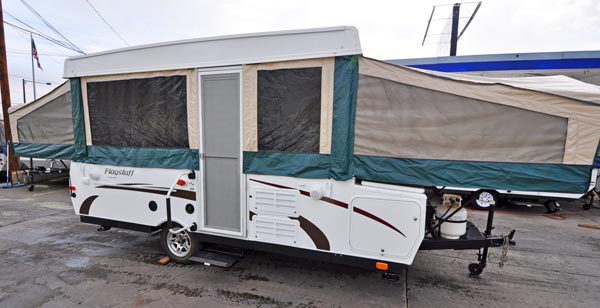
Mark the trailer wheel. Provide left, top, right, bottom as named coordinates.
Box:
left=544, top=200, right=560, bottom=213
left=160, top=223, right=199, bottom=264
left=471, top=190, right=497, bottom=210
left=583, top=203, right=592, bottom=210
left=468, top=263, right=484, bottom=276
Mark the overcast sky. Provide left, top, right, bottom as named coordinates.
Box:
left=2, top=0, right=600, bottom=106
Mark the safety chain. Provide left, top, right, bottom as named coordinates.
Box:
left=498, top=234, right=510, bottom=268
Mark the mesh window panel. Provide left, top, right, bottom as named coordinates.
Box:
left=87, top=76, right=189, bottom=148
left=355, top=75, right=568, bottom=164
left=257, top=67, right=321, bottom=153
left=17, top=92, right=74, bottom=145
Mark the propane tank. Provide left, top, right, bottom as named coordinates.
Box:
left=435, top=194, right=468, bottom=239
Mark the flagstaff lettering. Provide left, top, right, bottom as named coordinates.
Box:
left=104, top=168, right=134, bottom=177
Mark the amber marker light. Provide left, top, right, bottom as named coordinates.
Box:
left=375, top=262, right=389, bottom=271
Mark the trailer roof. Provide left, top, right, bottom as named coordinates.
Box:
left=63, top=26, right=362, bottom=78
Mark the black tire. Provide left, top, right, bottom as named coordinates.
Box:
left=544, top=200, right=560, bottom=213
left=160, top=223, right=199, bottom=264
left=471, top=190, right=497, bottom=210
left=583, top=203, right=592, bottom=210
left=468, top=263, right=484, bottom=276
left=27, top=185, right=34, bottom=191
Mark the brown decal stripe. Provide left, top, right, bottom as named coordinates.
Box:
left=353, top=207, right=407, bottom=238
left=96, top=185, right=196, bottom=201
left=250, top=179, right=292, bottom=190
left=249, top=178, right=406, bottom=238
left=291, top=216, right=330, bottom=251
left=79, top=195, right=99, bottom=215
left=321, top=196, right=348, bottom=209
left=250, top=179, right=348, bottom=209
left=171, top=190, right=196, bottom=201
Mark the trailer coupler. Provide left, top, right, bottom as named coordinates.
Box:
left=470, top=229, right=517, bottom=276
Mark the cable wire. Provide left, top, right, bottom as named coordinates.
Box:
left=7, top=49, right=72, bottom=57
left=4, top=10, right=39, bottom=32
left=19, top=0, right=85, bottom=54
left=83, top=0, right=129, bottom=46
left=4, top=10, right=81, bottom=54
left=4, top=21, right=83, bottom=53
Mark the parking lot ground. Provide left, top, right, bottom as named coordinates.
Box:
left=1, top=179, right=599, bottom=308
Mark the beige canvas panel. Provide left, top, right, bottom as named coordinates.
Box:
left=564, top=120, right=579, bottom=164
left=564, top=120, right=600, bottom=164
left=9, top=119, right=17, bottom=143
left=80, top=78, right=92, bottom=146
left=187, top=72, right=199, bottom=149
left=359, top=57, right=600, bottom=128
left=574, top=123, right=600, bottom=164
left=424, top=71, right=600, bottom=105
left=9, top=82, right=71, bottom=143
left=81, top=69, right=198, bottom=149
left=355, top=75, right=568, bottom=164
left=242, top=58, right=334, bottom=154
left=242, top=65, right=258, bottom=151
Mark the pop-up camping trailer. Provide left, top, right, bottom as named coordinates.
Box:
left=8, top=81, right=73, bottom=189
left=62, top=26, right=600, bottom=276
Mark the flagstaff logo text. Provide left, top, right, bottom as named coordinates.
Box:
left=104, top=168, right=134, bottom=177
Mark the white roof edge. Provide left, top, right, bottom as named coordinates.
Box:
left=64, top=26, right=362, bottom=78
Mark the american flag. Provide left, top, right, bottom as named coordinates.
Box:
left=31, top=38, right=42, bottom=70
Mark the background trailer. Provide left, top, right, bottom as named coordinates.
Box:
left=8, top=81, right=73, bottom=189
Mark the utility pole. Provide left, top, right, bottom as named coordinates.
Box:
left=0, top=0, right=19, bottom=178
left=449, top=3, right=460, bottom=56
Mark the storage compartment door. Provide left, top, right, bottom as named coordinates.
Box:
left=349, top=197, right=423, bottom=263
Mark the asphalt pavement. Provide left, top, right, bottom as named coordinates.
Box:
left=0, top=178, right=598, bottom=307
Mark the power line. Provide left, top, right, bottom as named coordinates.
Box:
left=83, top=0, right=129, bottom=46
left=19, top=0, right=85, bottom=54
left=8, top=74, right=56, bottom=84
left=4, top=10, right=82, bottom=54
left=4, top=10, right=43, bottom=35
left=4, top=21, right=84, bottom=54
left=19, top=0, right=84, bottom=53
left=7, top=49, right=72, bottom=57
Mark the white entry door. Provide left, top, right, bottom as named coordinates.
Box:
left=198, top=69, right=244, bottom=237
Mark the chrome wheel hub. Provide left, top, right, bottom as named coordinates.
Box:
left=167, top=229, right=191, bottom=258
left=475, top=192, right=494, bottom=208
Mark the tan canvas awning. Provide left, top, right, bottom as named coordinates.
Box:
left=357, top=57, right=600, bottom=165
